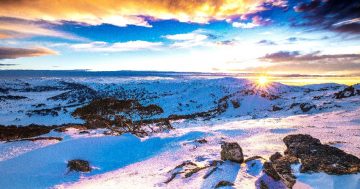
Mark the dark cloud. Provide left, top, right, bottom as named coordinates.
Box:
left=260, top=51, right=360, bottom=63
left=257, top=40, right=277, bottom=45
left=0, top=47, right=57, bottom=59
left=260, top=51, right=301, bottom=62
left=293, top=0, right=360, bottom=34
left=0, top=63, right=17, bottom=66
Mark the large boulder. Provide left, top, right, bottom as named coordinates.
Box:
left=221, top=142, right=244, bottom=163
left=263, top=154, right=298, bottom=188
left=283, top=134, right=360, bottom=174
left=67, top=159, right=92, bottom=172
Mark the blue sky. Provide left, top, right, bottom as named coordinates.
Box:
left=0, top=0, right=359, bottom=82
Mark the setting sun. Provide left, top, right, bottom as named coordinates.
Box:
left=258, top=76, right=269, bottom=86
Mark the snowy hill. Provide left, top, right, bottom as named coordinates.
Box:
left=0, top=76, right=359, bottom=189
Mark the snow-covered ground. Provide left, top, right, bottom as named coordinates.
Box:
left=0, top=76, right=359, bottom=189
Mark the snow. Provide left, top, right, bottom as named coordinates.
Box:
left=0, top=75, right=359, bottom=189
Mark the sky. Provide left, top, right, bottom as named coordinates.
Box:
left=0, top=0, right=359, bottom=84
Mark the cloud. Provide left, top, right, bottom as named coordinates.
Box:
left=256, top=50, right=360, bottom=74
left=293, top=0, right=360, bottom=34
left=260, top=51, right=360, bottom=63
left=0, top=0, right=286, bottom=26
left=0, top=63, right=17, bottom=66
left=257, top=39, right=277, bottom=45
left=0, top=47, right=57, bottom=59
left=71, top=41, right=163, bottom=52
left=164, top=30, right=218, bottom=48
left=165, top=33, right=208, bottom=41
left=232, top=15, right=271, bottom=28
left=0, top=17, right=83, bottom=40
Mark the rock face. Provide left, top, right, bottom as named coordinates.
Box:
left=67, top=159, right=91, bottom=172
left=283, top=134, right=360, bottom=174
left=221, top=142, right=244, bottom=163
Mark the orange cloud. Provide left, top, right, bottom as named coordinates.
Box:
left=0, top=47, right=57, bottom=59
left=0, top=19, right=82, bottom=40
left=0, top=0, right=275, bottom=26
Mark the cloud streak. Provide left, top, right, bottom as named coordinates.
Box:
left=0, top=47, right=57, bottom=59
left=293, top=0, right=360, bottom=34
left=257, top=50, right=360, bottom=74
left=71, top=41, right=163, bottom=52
left=260, top=51, right=360, bottom=62
left=0, top=17, right=83, bottom=40
left=0, top=0, right=285, bottom=26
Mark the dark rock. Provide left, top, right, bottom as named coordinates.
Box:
left=0, top=95, right=27, bottom=101
left=283, top=134, right=360, bottom=174
left=289, top=103, right=300, bottom=109
left=272, top=105, right=282, bottom=111
left=215, top=180, right=234, bottom=188
left=79, top=131, right=90, bottom=134
left=7, top=136, right=62, bottom=142
left=313, top=96, right=321, bottom=100
left=230, top=100, right=240, bottom=109
left=26, top=107, right=62, bottom=117
left=263, top=154, right=298, bottom=188
left=260, top=180, right=269, bottom=189
left=263, top=162, right=281, bottom=181
left=244, top=155, right=265, bottom=163
left=334, top=86, right=360, bottom=99
left=299, top=103, right=316, bottom=112
left=270, top=152, right=282, bottom=162
left=221, top=142, right=244, bottom=163
left=195, top=138, right=208, bottom=144
left=0, top=125, right=55, bottom=141
left=67, top=159, right=91, bottom=172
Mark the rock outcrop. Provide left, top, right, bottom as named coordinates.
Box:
left=0, top=125, right=55, bottom=141
left=283, top=134, right=360, bottom=174
left=334, top=86, right=360, bottom=99
left=262, top=134, right=360, bottom=188
left=67, top=159, right=92, bottom=173
left=221, top=142, right=244, bottom=163
left=299, top=103, right=316, bottom=112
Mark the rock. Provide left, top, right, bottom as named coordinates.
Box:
left=215, top=180, right=234, bottom=188
left=334, top=86, right=360, bottom=99
left=7, top=136, right=62, bottom=142
left=195, top=138, right=208, bottom=144
left=260, top=180, right=269, bottom=189
left=270, top=152, right=282, bottom=162
left=299, top=103, right=316, bottom=112
left=230, top=100, right=240, bottom=108
left=272, top=105, right=282, bottom=111
left=263, top=162, right=281, bottom=181
left=67, top=159, right=91, bottom=172
left=0, top=124, right=55, bottom=141
left=244, top=155, right=265, bottom=163
left=221, top=142, right=244, bottom=163
left=79, top=131, right=90, bottom=134
left=263, top=154, right=298, bottom=188
left=283, top=134, right=360, bottom=174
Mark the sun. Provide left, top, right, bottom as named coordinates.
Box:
left=257, top=76, right=269, bottom=86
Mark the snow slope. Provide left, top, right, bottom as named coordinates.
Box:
left=0, top=76, right=359, bottom=189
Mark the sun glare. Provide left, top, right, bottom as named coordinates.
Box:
left=257, top=76, right=269, bottom=86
